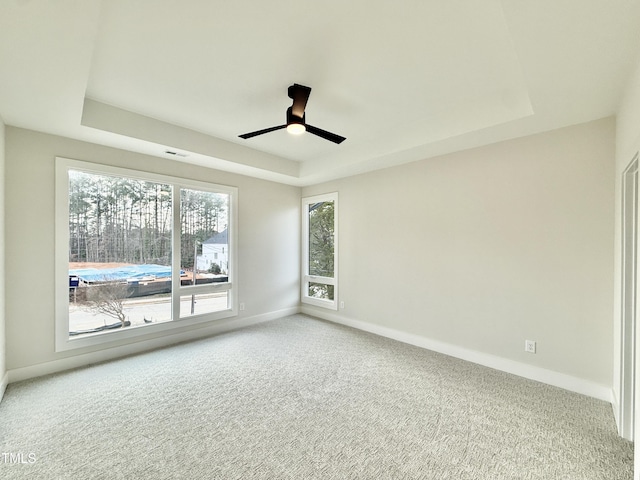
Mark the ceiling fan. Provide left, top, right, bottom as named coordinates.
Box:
left=239, top=83, right=346, bottom=144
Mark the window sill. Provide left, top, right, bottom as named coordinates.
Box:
left=55, top=308, right=237, bottom=352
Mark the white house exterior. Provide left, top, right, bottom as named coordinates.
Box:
left=197, top=229, right=228, bottom=273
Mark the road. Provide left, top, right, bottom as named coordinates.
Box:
left=69, top=292, right=229, bottom=335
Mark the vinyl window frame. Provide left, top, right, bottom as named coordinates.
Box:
left=54, top=157, right=238, bottom=352
left=301, top=192, right=338, bottom=310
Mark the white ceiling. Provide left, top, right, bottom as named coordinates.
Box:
left=1, top=0, right=639, bottom=186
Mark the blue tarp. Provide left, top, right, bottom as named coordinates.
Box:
left=69, top=264, right=172, bottom=283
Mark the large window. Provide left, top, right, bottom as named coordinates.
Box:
left=55, top=158, right=237, bottom=351
left=302, top=193, right=338, bottom=309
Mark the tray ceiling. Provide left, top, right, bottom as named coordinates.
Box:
left=1, top=0, right=639, bottom=185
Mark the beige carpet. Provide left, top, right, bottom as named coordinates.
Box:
left=0, top=314, right=633, bottom=479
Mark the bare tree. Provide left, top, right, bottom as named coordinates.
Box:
left=84, top=280, right=129, bottom=328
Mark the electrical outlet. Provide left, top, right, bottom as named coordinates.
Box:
left=525, top=340, right=536, bottom=354
left=239, top=302, right=245, bottom=311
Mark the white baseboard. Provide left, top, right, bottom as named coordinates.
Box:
left=610, top=388, right=621, bottom=435
left=7, top=307, right=299, bottom=385
left=0, top=371, right=8, bottom=402
left=302, top=307, right=613, bottom=403
left=5, top=306, right=614, bottom=405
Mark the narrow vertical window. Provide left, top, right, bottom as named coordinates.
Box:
left=302, top=193, right=338, bottom=309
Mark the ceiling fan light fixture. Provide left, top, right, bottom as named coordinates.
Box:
left=239, top=84, right=346, bottom=144
left=287, top=122, right=306, bottom=135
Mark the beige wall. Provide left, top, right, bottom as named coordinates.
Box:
left=614, top=56, right=640, bottom=453
left=615, top=56, right=640, bottom=397
left=2, top=117, right=618, bottom=395
left=4, top=127, right=300, bottom=371
left=303, top=117, right=616, bottom=386
left=0, top=118, right=5, bottom=392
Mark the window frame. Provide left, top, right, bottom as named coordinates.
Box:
left=301, top=192, right=338, bottom=310
left=55, top=157, right=238, bottom=352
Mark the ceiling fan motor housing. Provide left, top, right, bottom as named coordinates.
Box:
left=286, top=107, right=305, bottom=127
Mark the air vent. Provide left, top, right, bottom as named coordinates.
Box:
left=165, top=150, right=188, bottom=158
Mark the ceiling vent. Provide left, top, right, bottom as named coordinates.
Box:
left=165, top=150, right=188, bottom=157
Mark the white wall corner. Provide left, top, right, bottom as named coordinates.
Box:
left=303, top=307, right=613, bottom=403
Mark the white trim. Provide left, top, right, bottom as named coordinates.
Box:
left=55, top=157, right=239, bottom=352
left=618, top=153, right=639, bottom=440
left=5, top=306, right=615, bottom=406
left=303, top=307, right=613, bottom=403
left=301, top=192, right=339, bottom=310
left=179, top=282, right=232, bottom=296
left=0, top=372, right=8, bottom=403
left=305, top=275, right=336, bottom=285
left=612, top=388, right=621, bottom=429
left=171, top=180, right=182, bottom=324
left=8, top=307, right=299, bottom=385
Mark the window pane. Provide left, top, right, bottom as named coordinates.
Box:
left=308, top=201, right=334, bottom=277
left=180, top=189, right=230, bottom=285
left=308, top=282, right=334, bottom=301
left=68, top=170, right=172, bottom=336
left=58, top=158, right=239, bottom=351
left=180, top=292, right=229, bottom=318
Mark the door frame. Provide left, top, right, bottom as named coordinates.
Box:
left=619, top=154, right=638, bottom=441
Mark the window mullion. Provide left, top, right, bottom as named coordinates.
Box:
left=171, top=185, right=181, bottom=322
left=305, top=275, right=335, bottom=286
left=179, top=282, right=232, bottom=296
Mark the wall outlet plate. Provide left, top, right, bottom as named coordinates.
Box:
left=525, top=340, right=536, bottom=353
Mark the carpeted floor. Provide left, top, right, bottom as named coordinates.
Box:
left=0, top=314, right=633, bottom=479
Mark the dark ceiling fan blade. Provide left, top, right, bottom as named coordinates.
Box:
left=239, top=124, right=286, bottom=139
left=239, top=83, right=345, bottom=144
left=288, top=84, right=311, bottom=118
left=305, top=124, right=346, bottom=144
